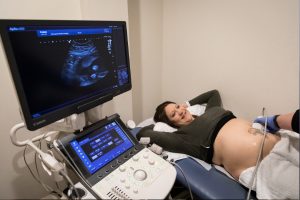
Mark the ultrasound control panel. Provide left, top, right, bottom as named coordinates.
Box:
left=57, top=114, right=176, bottom=199
left=92, top=148, right=176, bottom=199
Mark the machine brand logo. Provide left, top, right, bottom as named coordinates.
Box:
left=33, top=119, right=46, bottom=126
left=9, top=27, right=25, bottom=31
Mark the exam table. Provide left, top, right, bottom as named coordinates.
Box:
left=175, top=157, right=257, bottom=199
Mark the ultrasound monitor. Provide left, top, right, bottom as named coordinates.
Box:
left=0, top=20, right=131, bottom=130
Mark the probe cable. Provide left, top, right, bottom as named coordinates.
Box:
left=23, top=132, right=57, bottom=194
left=246, top=108, right=268, bottom=200
left=170, top=160, right=194, bottom=200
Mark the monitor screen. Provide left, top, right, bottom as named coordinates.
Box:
left=69, top=120, right=134, bottom=174
left=0, top=20, right=131, bottom=130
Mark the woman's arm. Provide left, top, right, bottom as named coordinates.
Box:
left=136, top=126, right=199, bottom=156
left=188, top=89, right=222, bottom=109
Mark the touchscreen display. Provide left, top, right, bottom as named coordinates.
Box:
left=69, top=121, right=133, bottom=174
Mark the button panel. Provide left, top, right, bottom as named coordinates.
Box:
left=89, top=145, right=144, bottom=185
left=92, top=147, right=172, bottom=199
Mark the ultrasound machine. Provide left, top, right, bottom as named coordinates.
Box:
left=0, top=20, right=176, bottom=199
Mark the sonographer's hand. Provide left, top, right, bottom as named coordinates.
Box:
left=254, top=115, right=280, bottom=133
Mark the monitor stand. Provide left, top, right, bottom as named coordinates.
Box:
left=40, top=112, right=86, bottom=133
left=40, top=104, right=104, bottom=133
left=85, top=105, right=103, bottom=124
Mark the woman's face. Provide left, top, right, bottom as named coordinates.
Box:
left=164, top=103, right=194, bottom=127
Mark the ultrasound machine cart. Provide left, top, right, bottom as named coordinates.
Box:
left=0, top=19, right=176, bottom=199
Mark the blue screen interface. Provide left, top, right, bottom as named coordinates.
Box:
left=70, top=121, right=133, bottom=174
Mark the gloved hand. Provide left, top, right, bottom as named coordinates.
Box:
left=254, top=115, right=280, bottom=133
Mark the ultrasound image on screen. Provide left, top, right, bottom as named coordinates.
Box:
left=7, top=26, right=128, bottom=118
left=61, top=39, right=109, bottom=87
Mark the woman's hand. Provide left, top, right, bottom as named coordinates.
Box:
left=180, top=103, right=188, bottom=108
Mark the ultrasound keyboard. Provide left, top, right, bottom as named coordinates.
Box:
left=92, top=148, right=176, bottom=199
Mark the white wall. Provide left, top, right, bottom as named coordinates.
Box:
left=161, top=0, right=299, bottom=119
left=128, top=0, right=163, bottom=123
left=0, top=0, right=131, bottom=198
left=80, top=0, right=133, bottom=123
left=128, top=0, right=298, bottom=122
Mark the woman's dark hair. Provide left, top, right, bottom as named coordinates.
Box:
left=153, top=101, right=178, bottom=128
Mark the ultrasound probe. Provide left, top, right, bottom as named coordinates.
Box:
left=246, top=108, right=268, bottom=200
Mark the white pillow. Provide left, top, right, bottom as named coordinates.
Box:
left=187, top=104, right=206, bottom=116
left=153, top=122, right=178, bottom=132
left=136, top=118, right=155, bottom=127
left=153, top=104, right=206, bottom=132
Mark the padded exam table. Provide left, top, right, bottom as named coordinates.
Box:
left=175, top=157, right=257, bottom=199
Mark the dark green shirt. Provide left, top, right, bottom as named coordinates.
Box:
left=137, top=90, right=234, bottom=163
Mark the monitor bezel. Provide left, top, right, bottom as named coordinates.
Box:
left=0, top=19, right=132, bottom=131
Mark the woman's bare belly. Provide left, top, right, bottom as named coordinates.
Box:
left=212, top=118, right=281, bottom=180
